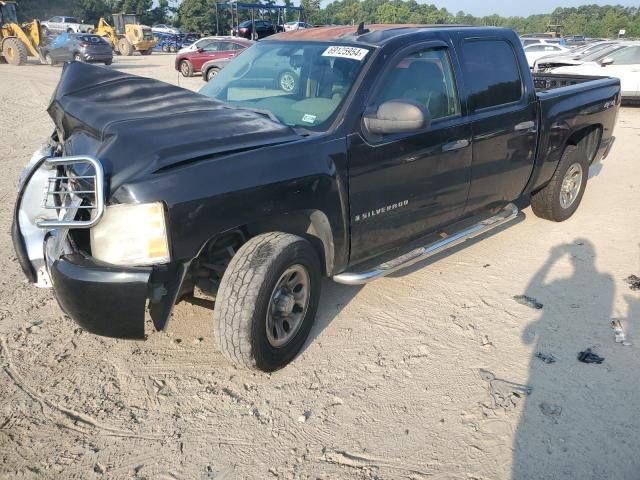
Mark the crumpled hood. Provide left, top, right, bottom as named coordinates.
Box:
left=48, top=62, right=301, bottom=192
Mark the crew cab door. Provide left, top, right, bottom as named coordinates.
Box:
left=459, top=37, right=538, bottom=213
left=348, top=43, right=473, bottom=263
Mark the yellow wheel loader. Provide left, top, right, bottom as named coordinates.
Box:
left=0, top=1, right=45, bottom=65
left=96, top=13, right=156, bottom=56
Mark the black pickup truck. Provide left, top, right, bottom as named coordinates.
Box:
left=13, top=25, right=620, bottom=371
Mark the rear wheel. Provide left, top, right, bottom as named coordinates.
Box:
left=169, top=45, right=176, bottom=53
left=118, top=38, right=133, bottom=56
left=45, top=52, right=56, bottom=66
left=104, top=59, right=112, bottom=65
left=180, top=60, right=193, bottom=77
left=213, top=232, right=321, bottom=371
left=206, top=66, right=220, bottom=81
left=74, top=53, right=84, bottom=62
left=162, top=44, right=169, bottom=52
left=3, top=38, right=28, bottom=66
left=531, top=144, right=589, bottom=222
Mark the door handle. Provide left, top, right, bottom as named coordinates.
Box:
left=442, top=139, right=470, bottom=152
left=514, top=120, right=536, bottom=133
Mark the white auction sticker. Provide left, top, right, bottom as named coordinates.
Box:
left=322, top=46, right=369, bottom=61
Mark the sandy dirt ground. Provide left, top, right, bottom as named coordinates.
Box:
left=1, top=53, right=640, bottom=480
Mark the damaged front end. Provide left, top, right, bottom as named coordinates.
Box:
left=11, top=144, right=167, bottom=339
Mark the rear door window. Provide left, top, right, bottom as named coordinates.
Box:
left=462, top=39, right=523, bottom=111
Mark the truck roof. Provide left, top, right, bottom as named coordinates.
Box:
left=268, top=24, right=511, bottom=46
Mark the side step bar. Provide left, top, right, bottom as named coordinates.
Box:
left=333, top=203, right=519, bottom=285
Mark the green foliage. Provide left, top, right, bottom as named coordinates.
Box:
left=15, top=0, right=170, bottom=25
left=176, top=0, right=215, bottom=33
left=13, top=0, right=640, bottom=38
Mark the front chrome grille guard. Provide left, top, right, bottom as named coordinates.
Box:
left=36, top=156, right=105, bottom=229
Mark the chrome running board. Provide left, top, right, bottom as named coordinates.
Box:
left=333, top=203, right=519, bottom=285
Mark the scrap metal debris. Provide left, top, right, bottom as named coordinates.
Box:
left=513, top=295, right=543, bottom=310
left=625, top=275, right=640, bottom=291
left=479, top=369, right=532, bottom=410
left=611, top=319, right=632, bottom=346
left=535, top=352, right=557, bottom=364
left=577, top=348, right=604, bottom=364
left=539, top=402, right=562, bottom=419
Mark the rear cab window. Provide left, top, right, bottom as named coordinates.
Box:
left=461, top=39, right=523, bottom=111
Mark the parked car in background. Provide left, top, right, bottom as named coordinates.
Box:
left=200, top=56, right=235, bottom=81
left=178, top=36, right=223, bottom=54
left=233, top=20, right=277, bottom=39
left=523, top=43, right=569, bottom=68
left=41, top=16, right=93, bottom=35
left=152, top=24, right=180, bottom=35
left=564, top=35, right=587, bottom=46
left=154, top=32, right=196, bottom=53
left=175, top=37, right=253, bottom=77
left=549, top=42, right=640, bottom=100
left=42, top=33, right=113, bottom=66
left=283, top=21, right=314, bottom=31
left=520, top=37, right=563, bottom=47
left=533, top=41, right=620, bottom=71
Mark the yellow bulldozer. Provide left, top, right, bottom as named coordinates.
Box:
left=0, top=0, right=45, bottom=65
left=96, top=13, right=156, bottom=56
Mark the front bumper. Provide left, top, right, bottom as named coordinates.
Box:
left=47, top=244, right=151, bottom=338
left=12, top=146, right=187, bottom=339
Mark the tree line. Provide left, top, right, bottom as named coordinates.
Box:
left=15, top=0, right=640, bottom=38
left=16, top=0, right=173, bottom=26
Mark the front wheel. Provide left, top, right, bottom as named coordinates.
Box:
left=74, top=53, right=84, bottom=62
left=531, top=144, right=589, bottom=222
left=45, top=53, right=56, bottom=66
left=179, top=60, right=193, bottom=77
left=205, top=66, right=220, bottom=81
left=118, top=38, right=133, bottom=56
left=213, top=232, right=321, bottom=372
left=140, top=49, right=152, bottom=56
left=2, top=37, right=27, bottom=65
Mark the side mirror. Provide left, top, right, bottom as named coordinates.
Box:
left=600, top=57, right=614, bottom=66
left=363, top=100, right=431, bottom=135
left=197, top=48, right=205, bottom=53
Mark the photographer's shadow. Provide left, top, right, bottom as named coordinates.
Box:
left=512, top=239, right=633, bottom=479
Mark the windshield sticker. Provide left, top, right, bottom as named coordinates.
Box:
left=301, top=114, right=317, bottom=124
left=322, top=46, right=369, bottom=61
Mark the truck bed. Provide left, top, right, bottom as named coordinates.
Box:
left=532, top=73, right=610, bottom=92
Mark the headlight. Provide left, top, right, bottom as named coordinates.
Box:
left=90, top=202, right=170, bottom=266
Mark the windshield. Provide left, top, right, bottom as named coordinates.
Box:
left=583, top=44, right=625, bottom=62
left=200, top=41, right=371, bottom=130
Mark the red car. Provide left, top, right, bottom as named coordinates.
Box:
left=175, top=37, right=254, bottom=77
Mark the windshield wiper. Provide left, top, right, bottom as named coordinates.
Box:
left=232, top=105, right=282, bottom=125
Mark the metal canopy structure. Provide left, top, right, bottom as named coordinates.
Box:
left=214, top=1, right=305, bottom=37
